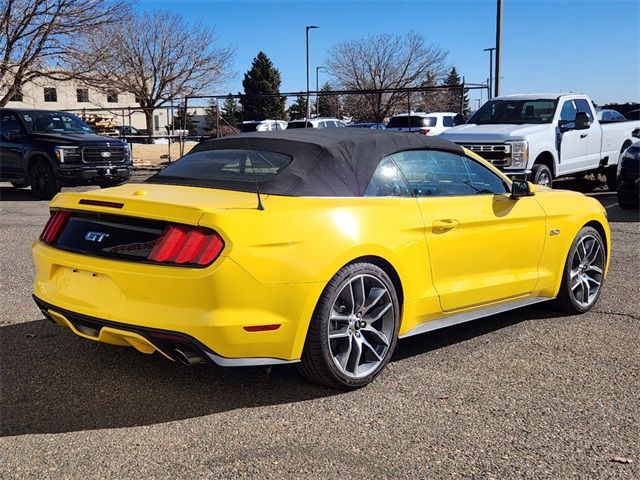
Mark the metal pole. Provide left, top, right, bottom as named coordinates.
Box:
left=495, top=0, right=503, bottom=98
left=483, top=47, right=495, bottom=99
left=305, top=25, right=318, bottom=126
left=316, top=66, right=325, bottom=115
left=216, top=98, right=220, bottom=138
left=460, top=77, right=465, bottom=114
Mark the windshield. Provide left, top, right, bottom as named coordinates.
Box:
left=468, top=99, right=557, bottom=125
left=147, top=149, right=293, bottom=188
left=20, top=111, right=94, bottom=134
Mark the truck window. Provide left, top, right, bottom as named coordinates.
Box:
left=0, top=112, right=22, bottom=138
left=575, top=99, right=594, bottom=121
left=559, top=100, right=578, bottom=129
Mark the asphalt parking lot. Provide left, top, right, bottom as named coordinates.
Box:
left=1, top=178, right=638, bottom=479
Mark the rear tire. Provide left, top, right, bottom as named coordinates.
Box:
left=298, top=262, right=400, bottom=390
left=554, top=227, right=606, bottom=314
left=29, top=160, right=60, bottom=200
left=531, top=163, right=553, bottom=188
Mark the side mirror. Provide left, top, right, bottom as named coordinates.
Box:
left=510, top=179, right=535, bottom=199
left=575, top=111, right=591, bottom=130
left=632, top=128, right=640, bottom=139
left=558, top=119, right=571, bottom=132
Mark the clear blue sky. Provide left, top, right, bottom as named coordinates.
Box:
left=139, top=0, right=639, bottom=107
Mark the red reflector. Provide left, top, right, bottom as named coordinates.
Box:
left=418, top=128, right=430, bottom=135
left=147, top=225, right=224, bottom=266
left=243, top=324, right=281, bottom=332
left=78, top=199, right=124, bottom=209
left=40, top=211, right=71, bottom=244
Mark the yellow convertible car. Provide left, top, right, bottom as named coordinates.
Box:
left=32, top=129, right=610, bottom=389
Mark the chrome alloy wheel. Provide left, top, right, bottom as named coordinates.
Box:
left=327, top=274, right=395, bottom=379
left=570, top=234, right=605, bottom=308
left=536, top=170, right=551, bottom=187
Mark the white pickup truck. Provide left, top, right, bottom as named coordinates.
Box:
left=440, top=93, right=640, bottom=188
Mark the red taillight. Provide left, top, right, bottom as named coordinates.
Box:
left=148, top=226, right=224, bottom=266
left=40, top=211, right=71, bottom=244
left=418, top=127, right=430, bottom=135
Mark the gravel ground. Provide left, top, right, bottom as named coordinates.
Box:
left=0, top=178, right=638, bottom=479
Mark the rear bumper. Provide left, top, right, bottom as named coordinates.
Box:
left=55, top=164, right=132, bottom=186
left=32, top=241, right=325, bottom=363
left=33, top=295, right=298, bottom=367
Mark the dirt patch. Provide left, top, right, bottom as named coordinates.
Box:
left=130, top=142, right=196, bottom=167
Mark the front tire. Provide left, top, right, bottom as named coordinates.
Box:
left=298, top=263, right=400, bottom=390
left=29, top=160, right=60, bottom=200
left=554, top=227, right=606, bottom=314
left=531, top=163, right=553, bottom=188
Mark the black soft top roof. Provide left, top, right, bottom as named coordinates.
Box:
left=188, top=129, right=464, bottom=197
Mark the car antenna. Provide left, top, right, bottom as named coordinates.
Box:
left=245, top=138, right=265, bottom=211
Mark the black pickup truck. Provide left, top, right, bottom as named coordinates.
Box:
left=0, top=108, right=132, bottom=199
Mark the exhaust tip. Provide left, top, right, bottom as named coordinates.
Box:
left=174, top=348, right=203, bottom=366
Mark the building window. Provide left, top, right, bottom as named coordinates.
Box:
left=44, top=87, right=57, bottom=102
left=9, top=88, right=23, bottom=102
left=154, top=114, right=160, bottom=131
left=77, top=88, right=89, bottom=103
left=107, top=91, right=118, bottom=103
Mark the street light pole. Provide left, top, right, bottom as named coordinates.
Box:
left=483, top=47, right=495, bottom=99
left=494, top=0, right=503, bottom=98
left=305, top=25, right=319, bottom=126
left=316, top=65, right=325, bottom=115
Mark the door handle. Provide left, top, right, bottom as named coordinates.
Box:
left=432, top=219, right=460, bottom=230
left=580, top=133, right=588, bottom=138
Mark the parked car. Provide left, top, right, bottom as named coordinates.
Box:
left=596, top=109, right=627, bottom=122
left=287, top=118, right=347, bottom=129
left=617, top=139, right=639, bottom=209
left=239, top=120, right=287, bottom=132
left=385, top=112, right=464, bottom=135
left=33, top=129, right=610, bottom=389
left=440, top=94, right=640, bottom=188
left=347, top=122, right=386, bottom=130
left=0, top=108, right=132, bottom=199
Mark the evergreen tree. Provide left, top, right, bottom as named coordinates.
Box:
left=317, top=83, right=340, bottom=118
left=443, top=67, right=469, bottom=115
left=240, top=52, right=286, bottom=120
left=171, top=106, right=196, bottom=133
left=288, top=95, right=308, bottom=120
left=221, top=94, right=239, bottom=128
left=204, top=98, right=219, bottom=133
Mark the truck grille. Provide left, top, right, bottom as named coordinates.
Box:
left=82, top=145, right=125, bottom=163
left=460, top=144, right=511, bottom=167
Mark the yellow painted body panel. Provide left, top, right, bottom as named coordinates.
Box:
left=33, top=150, right=610, bottom=363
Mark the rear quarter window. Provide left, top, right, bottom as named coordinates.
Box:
left=149, top=149, right=292, bottom=184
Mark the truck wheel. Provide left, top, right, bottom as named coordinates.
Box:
left=531, top=164, right=553, bottom=188
left=605, top=165, right=617, bottom=192
left=297, top=263, right=400, bottom=390
left=554, top=227, right=606, bottom=314
left=29, top=160, right=60, bottom=200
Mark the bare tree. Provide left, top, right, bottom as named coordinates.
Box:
left=327, top=32, right=448, bottom=122
left=70, top=10, right=234, bottom=138
left=0, top=0, right=128, bottom=106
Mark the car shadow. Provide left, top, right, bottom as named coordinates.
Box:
left=0, top=186, right=40, bottom=202
left=1, top=304, right=560, bottom=437
left=589, top=191, right=639, bottom=223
